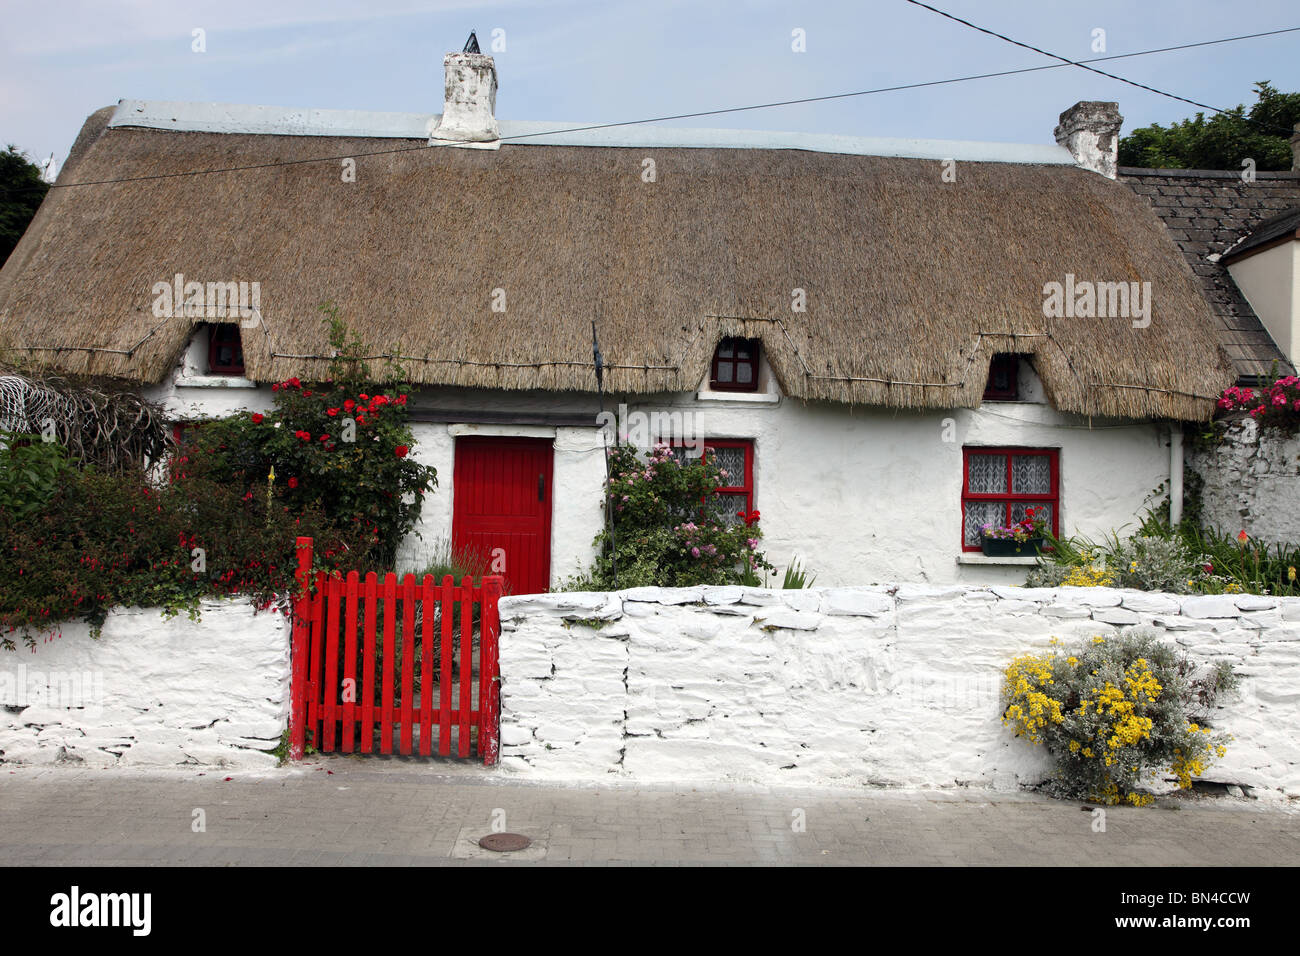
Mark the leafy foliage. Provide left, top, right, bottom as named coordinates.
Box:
left=0, top=433, right=74, bottom=520
left=0, top=145, right=49, bottom=264
left=570, top=443, right=773, bottom=589
left=1002, top=631, right=1237, bottom=805
left=1118, top=81, right=1300, bottom=170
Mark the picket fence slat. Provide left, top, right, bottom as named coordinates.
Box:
left=343, top=571, right=359, bottom=753
left=381, top=573, right=396, bottom=755
left=288, top=539, right=500, bottom=765
left=362, top=572, right=378, bottom=754
left=419, top=575, right=435, bottom=756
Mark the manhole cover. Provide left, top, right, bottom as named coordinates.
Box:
left=478, top=832, right=532, bottom=852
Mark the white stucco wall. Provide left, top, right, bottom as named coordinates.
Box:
left=0, top=600, right=291, bottom=769
left=498, top=586, right=1300, bottom=796
left=1187, top=419, right=1300, bottom=547
left=1227, top=240, right=1299, bottom=365
left=145, top=342, right=1170, bottom=590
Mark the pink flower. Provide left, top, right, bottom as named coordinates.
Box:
left=690, top=547, right=700, bottom=558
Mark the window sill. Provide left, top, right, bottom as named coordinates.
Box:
left=694, top=389, right=779, bottom=404
left=175, top=374, right=258, bottom=389
left=956, top=553, right=1041, bottom=566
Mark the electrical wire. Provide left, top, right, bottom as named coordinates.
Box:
left=904, top=0, right=1298, bottom=136
left=1, top=23, right=1296, bottom=198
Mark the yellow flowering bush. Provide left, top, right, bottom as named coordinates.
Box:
left=1001, top=629, right=1237, bottom=806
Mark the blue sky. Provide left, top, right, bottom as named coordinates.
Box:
left=3, top=0, right=1299, bottom=167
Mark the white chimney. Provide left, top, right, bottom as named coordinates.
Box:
left=428, top=52, right=500, bottom=148
left=1054, top=101, right=1123, bottom=179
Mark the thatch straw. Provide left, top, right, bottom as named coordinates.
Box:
left=0, top=113, right=1235, bottom=420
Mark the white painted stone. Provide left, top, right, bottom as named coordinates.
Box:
left=1235, top=595, right=1279, bottom=611
left=1182, top=595, right=1245, bottom=619
left=820, top=589, right=894, bottom=617
left=1056, top=587, right=1123, bottom=607
left=1120, top=591, right=1181, bottom=614
left=1042, top=604, right=1092, bottom=619
left=701, top=586, right=742, bottom=605
left=781, top=589, right=822, bottom=613
left=0, top=599, right=289, bottom=769
left=498, top=584, right=1300, bottom=796
left=990, top=586, right=1058, bottom=602
left=1092, top=607, right=1141, bottom=626
left=750, top=609, right=823, bottom=632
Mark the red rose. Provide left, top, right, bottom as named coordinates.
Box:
left=319, top=434, right=330, bottom=442
left=359, top=393, right=369, bottom=401
left=343, top=399, right=355, bottom=411
left=251, top=413, right=264, bottom=424
left=288, top=477, right=298, bottom=489
left=327, top=408, right=339, bottom=417
left=396, top=395, right=407, bottom=405
left=395, top=445, right=409, bottom=458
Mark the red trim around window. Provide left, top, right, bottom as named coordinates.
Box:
left=961, top=447, right=1059, bottom=551
left=704, top=439, right=754, bottom=516
left=710, top=338, right=760, bottom=392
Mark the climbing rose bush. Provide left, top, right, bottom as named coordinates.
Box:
left=180, top=378, right=437, bottom=567
left=577, top=442, right=773, bottom=588
left=1217, top=376, right=1300, bottom=429
left=1001, top=630, right=1237, bottom=806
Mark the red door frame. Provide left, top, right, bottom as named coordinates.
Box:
left=451, top=436, right=554, bottom=595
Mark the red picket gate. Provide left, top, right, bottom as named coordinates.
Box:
left=288, top=536, right=502, bottom=764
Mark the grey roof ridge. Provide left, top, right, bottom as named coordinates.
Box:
left=106, top=98, right=1076, bottom=165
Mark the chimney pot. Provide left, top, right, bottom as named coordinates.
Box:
left=1055, top=101, right=1123, bottom=179
left=429, top=52, right=499, bottom=146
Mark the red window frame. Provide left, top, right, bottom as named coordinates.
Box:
left=672, top=438, right=754, bottom=520
left=983, top=354, right=1019, bottom=401
left=709, top=338, right=760, bottom=392
left=961, top=447, right=1059, bottom=551
left=207, top=323, right=245, bottom=375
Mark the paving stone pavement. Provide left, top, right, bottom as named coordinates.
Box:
left=1, top=756, right=1297, bottom=866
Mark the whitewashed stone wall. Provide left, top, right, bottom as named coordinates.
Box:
left=0, top=599, right=291, bottom=769
left=499, top=586, right=1300, bottom=796
left=1188, top=419, right=1300, bottom=546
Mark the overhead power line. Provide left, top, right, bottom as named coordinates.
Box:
left=903, top=0, right=1298, bottom=136
left=2, top=22, right=1298, bottom=198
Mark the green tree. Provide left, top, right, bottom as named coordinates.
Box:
left=1118, top=81, right=1300, bottom=171
left=0, top=145, right=50, bottom=265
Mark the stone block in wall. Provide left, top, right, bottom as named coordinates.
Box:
left=1092, top=607, right=1141, bottom=626
left=1120, top=591, right=1182, bottom=614
left=1182, top=595, right=1245, bottom=618
left=820, top=588, right=895, bottom=616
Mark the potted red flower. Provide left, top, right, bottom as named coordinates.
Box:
left=980, top=507, right=1048, bottom=556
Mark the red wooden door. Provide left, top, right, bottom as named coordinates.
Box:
left=452, top=437, right=553, bottom=596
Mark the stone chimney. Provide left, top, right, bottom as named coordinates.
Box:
left=1054, top=101, right=1123, bottom=179
left=428, top=52, right=499, bottom=147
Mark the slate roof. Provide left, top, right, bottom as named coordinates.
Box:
left=1120, top=166, right=1300, bottom=380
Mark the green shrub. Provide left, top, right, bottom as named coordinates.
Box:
left=1001, top=630, right=1237, bottom=806
left=577, top=443, right=773, bottom=589
left=0, top=432, right=74, bottom=519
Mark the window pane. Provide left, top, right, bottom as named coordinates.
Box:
left=711, top=493, right=750, bottom=526
left=717, top=342, right=734, bottom=358
left=967, top=454, right=1007, bottom=494
left=715, top=362, right=733, bottom=383
left=710, top=446, right=747, bottom=484
left=736, top=363, right=753, bottom=384
left=964, top=501, right=1006, bottom=547
left=1011, top=501, right=1052, bottom=530
left=1011, top=455, right=1051, bottom=494
left=735, top=344, right=751, bottom=359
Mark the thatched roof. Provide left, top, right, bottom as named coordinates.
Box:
left=0, top=105, right=1236, bottom=420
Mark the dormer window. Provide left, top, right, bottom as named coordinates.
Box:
left=710, top=338, right=760, bottom=392
left=984, top=354, right=1019, bottom=401
left=207, top=323, right=245, bottom=375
